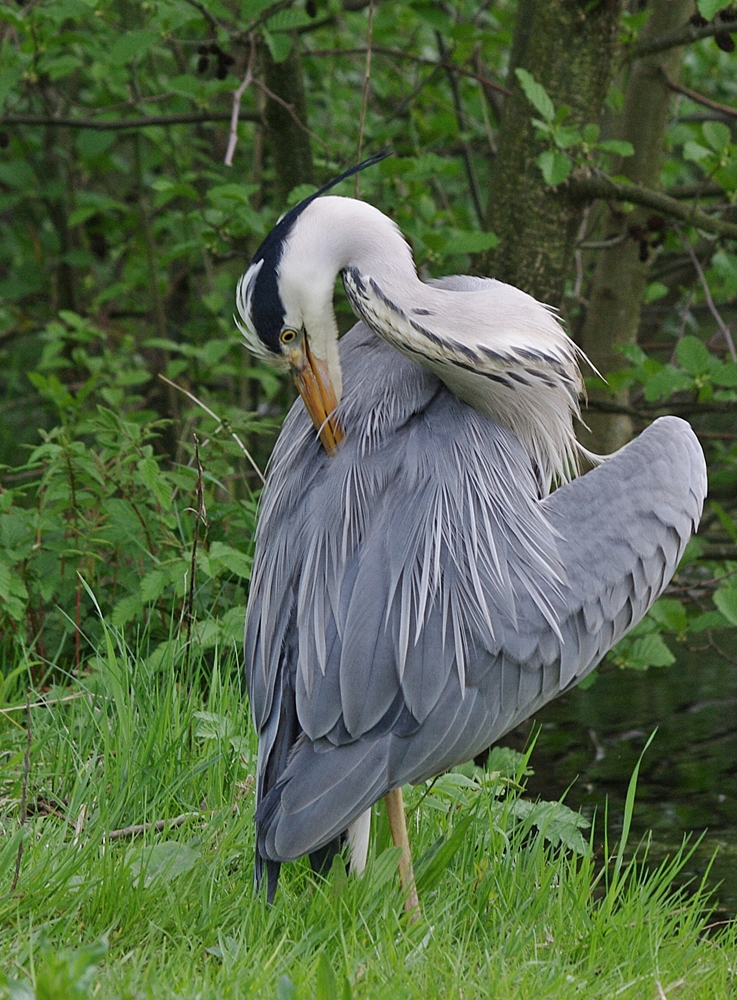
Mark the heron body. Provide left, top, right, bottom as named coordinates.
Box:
left=237, top=156, right=707, bottom=902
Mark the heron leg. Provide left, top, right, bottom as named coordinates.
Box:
left=384, top=788, right=421, bottom=922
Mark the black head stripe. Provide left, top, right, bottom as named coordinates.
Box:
left=247, top=149, right=394, bottom=353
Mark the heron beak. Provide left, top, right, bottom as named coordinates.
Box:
left=287, top=340, right=344, bottom=455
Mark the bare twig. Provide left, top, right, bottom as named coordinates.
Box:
left=684, top=240, right=737, bottom=361
left=10, top=695, right=31, bottom=894
left=254, top=78, right=331, bottom=155
left=567, top=174, right=737, bottom=241
left=239, top=0, right=299, bottom=39
left=182, top=0, right=225, bottom=33
left=225, top=36, right=256, bottom=167
left=308, top=46, right=511, bottom=95
left=0, top=111, right=259, bottom=130
left=355, top=0, right=375, bottom=196
left=662, top=71, right=737, bottom=120
left=436, top=32, right=484, bottom=227
left=158, top=374, right=265, bottom=483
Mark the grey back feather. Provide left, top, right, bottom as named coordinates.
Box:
left=246, top=321, right=706, bottom=872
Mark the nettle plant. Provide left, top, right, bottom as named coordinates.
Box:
left=0, top=312, right=266, bottom=680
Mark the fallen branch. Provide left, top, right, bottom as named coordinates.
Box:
left=107, top=811, right=199, bottom=841
left=0, top=690, right=87, bottom=716
left=107, top=803, right=241, bottom=841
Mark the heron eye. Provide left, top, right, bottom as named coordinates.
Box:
left=280, top=328, right=297, bottom=345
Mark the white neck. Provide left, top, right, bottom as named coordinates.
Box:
left=279, top=196, right=590, bottom=489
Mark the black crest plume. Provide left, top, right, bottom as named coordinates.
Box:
left=247, top=149, right=394, bottom=352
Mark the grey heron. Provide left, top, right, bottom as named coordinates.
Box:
left=236, top=152, right=707, bottom=909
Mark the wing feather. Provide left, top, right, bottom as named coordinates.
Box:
left=247, top=322, right=707, bottom=869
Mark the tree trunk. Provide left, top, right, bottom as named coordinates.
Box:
left=578, top=0, right=693, bottom=454
left=262, top=35, right=314, bottom=206
left=478, top=0, right=623, bottom=305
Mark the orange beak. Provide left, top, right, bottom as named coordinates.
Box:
left=287, top=340, right=343, bottom=455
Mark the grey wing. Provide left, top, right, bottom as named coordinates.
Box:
left=249, top=331, right=706, bottom=867
left=539, top=415, right=706, bottom=693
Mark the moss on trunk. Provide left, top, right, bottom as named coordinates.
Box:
left=479, top=0, right=623, bottom=305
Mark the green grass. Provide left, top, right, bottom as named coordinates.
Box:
left=0, top=624, right=735, bottom=1000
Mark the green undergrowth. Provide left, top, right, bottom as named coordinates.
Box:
left=0, top=625, right=735, bottom=1000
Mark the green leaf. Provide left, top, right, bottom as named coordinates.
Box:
left=109, top=30, right=159, bottom=66
left=208, top=541, right=252, bottom=580
left=702, top=120, right=731, bottom=153
left=582, top=122, right=600, bottom=144
left=508, top=799, right=591, bottom=855
left=596, top=139, right=634, bottom=157
left=698, top=0, right=723, bottom=17
left=676, top=336, right=716, bottom=376
left=112, top=594, right=142, bottom=628
left=0, top=160, right=35, bottom=189
left=263, top=30, right=293, bottom=63
left=515, top=68, right=555, bottom=122
left=642, top=364, right=694, bottom=402
left=644, top=281, right=668, bottom=303
left=713, top=585, right=737, bottom=626
left=139, top=569, right=167, bottom=603
left=553, top=125, right=582, bottom=150
left=536, top=150, right=572, bottom=186
left=128, top=841, right=199, bottom=888
left=38, top=54, right=83, bottom=82
left=648, top=597, right=687, bottom=637
left=683, top=141, right=712, bottom=163
left=194, top=710, right=234, bottom=740
left=627, top=634, right=676, bottom=669
left=688, top=610, right=731, bottom=632
left=315, top=952, right=338, bottom=1000
left=713, top=362, right=737, bottom=387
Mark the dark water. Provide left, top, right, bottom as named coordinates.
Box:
left=508, top=637, right=737, bottom=918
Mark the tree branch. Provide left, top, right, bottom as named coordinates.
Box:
left=567, top=174, right=737, bottom=241
left=630, top=19, right=735, bottom=59
left=663, top=72, right=737, bottom=120
left=0, top=110, right=259, bottom=130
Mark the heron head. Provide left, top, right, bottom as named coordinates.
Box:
left=235, top=207, right=344, bottom=454
left=236, top=151, right=392, bottom=454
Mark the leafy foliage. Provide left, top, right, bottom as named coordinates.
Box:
left=0, top=1, right=735, bottom=675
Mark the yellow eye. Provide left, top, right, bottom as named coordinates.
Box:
left=280, top=328, right=297, bottom=345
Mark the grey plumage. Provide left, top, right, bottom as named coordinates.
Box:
left=246, top=318, right=706, bottom=891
